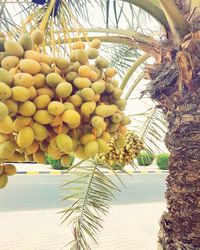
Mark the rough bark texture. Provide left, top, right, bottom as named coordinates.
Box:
left=157, top=88, right=200, bottom=250
left=145, top=4, right=200, bottom=247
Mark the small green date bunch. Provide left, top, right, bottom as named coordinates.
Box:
left=95, top=131, right=144, bottom=166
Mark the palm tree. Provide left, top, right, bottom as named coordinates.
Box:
left=1, top=0, right=200, bottom=249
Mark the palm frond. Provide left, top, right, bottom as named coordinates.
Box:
left=122, top=0, right=169, bottom=29
left=60, top=162, right=120, bottom=249
left=0, top=2, right=21, bottom=33
left=102, top=0, right=161, bottom=34
left=129, top=106, right=168, bottom=153
left=2, top=1, right=161, bottom=35
left=101, top=43, right=141, bottom=78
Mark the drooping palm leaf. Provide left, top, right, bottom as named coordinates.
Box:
left=60, top=162, right=120, bottom=249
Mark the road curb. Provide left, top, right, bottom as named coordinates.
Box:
left=128, top=170, right=168, bottom=174
left=16, top=171, right=65, bottom=175
left=16, top=170, right=168, bottom=175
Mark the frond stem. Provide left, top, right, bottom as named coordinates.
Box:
left=125, top=72, right=144, bottom=100
left=120, top=53, right=150, bottom=90
left=80, top=165, right=97, bottom=218
left=39, top=0, right=56, bottom=31
left=56, top=32, right=161, bottom=58
left=58, top=28, right=138, bottom=37
left=159, top=0, right=190, bottom=44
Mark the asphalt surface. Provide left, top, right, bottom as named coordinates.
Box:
left=0, top=174, right=167, bottom=211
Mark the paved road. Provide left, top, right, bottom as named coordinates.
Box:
left=0, top=174, right=167, bottom=211
left=0, top=174, right=167, bottom=250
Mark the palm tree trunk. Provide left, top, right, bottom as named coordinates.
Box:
left=141, top=0, right=200, bottom=247
left=157, top=87, right=200, bottom=249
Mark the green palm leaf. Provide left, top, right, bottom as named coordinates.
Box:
left=60, top=162, right=120, bottom=250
